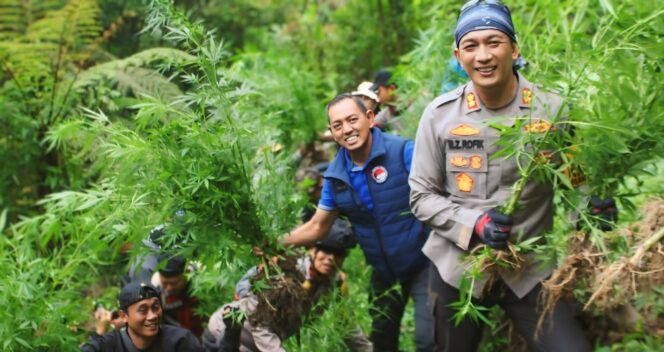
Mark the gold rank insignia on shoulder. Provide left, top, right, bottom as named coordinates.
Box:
left=450, top=124, right=480, bottom=136
left=466, top=92, right=478, bottom=110
left=523, top=119, right=553, bottom=133
left=521, top=88, right=533, bottom=105
left=456, top=172, right=474, bottom=192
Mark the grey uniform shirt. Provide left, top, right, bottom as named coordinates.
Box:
left=374, top=105, right=404, bottom=132
left=409, top=73, right=565, bottom=298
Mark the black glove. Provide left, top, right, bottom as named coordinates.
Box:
left=474, top=208, right=513, bottom=250
left=219, top=306, right=244, bottom=352
left=590, top=196, right=618, bottom=231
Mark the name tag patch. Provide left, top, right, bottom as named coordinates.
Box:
left=447, top=139, right=484, bottom=150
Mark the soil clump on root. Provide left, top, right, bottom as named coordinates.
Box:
left=469, top=243, right=529, bottom=297
left=249, top=255, right=313, bottom=340
left=537, top=198, right=664, bottom=343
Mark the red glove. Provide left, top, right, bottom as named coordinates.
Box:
left=474, top=208, right=513, bottom=249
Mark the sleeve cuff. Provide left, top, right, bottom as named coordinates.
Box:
left=317, top=203, right=336, bottom=212
left=457, top=208, right=484, bottom=250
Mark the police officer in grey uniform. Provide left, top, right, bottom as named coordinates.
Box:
left=408, top=1, right=591, bottom=351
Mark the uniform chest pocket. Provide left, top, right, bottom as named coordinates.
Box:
left=445, top=151, right=488, bottom=199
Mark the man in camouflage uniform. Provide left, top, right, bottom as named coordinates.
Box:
left=408, top=1, right=591, bottom=351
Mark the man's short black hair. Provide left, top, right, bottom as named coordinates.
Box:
left=370, top=69, right=395, bottom=92
left=119, top=281, right=161, bottom=311
left=326, top=93, right=368, bottom=119
left=158, top=256, right=186, bottom=277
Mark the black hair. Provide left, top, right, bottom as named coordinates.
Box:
left=326, top=93, right=368, bottom=117
left=158, top=256, right=186, bottom=277
left=314, top=245, right=348, bottom=258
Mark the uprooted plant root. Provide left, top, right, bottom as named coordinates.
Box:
left=586, top=198, right=664, bottom=310
left=536, top=231, right=604, bottom=336
left=586, top=226, right=664, bottom=310
left=250, top=255, right=313, bottom=339
left=469, top=243, right=529, bottom=297
left=536, top=198, right=664, bottom=340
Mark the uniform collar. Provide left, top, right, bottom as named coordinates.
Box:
left=463, top=72, right=534, bottom=114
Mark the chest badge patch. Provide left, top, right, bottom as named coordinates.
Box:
left=470, top=155, right=483, bottom=169
left=450, top=124, right=480, bottom=136
left=523, top=119, right=553, bottom=133
left=466, top=92, right=478, bottom=110
left=450, top=156, right=469, bottom=167
left=456, top=172, right=474, bottom=192
left=521, top=88, right=533, bottom=106
left=371, top=166, right=388, bottom=184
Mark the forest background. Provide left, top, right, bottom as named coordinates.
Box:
left=0, top=0, right=662, bottom=351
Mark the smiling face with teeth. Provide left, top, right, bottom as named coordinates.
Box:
left=124, top=297, right=162, bottom=346
left=328, top=97, right=375, bottom=165
left=454, top=29, right=519, bottom=97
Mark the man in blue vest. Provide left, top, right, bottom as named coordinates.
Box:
left=283, top=93, right=434, bottom=351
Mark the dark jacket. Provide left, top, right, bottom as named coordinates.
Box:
left=162, top=282, right=205, bottom=337
left=80, top=324, right=202, bottom=352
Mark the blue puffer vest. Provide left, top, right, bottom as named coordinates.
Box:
left=324, top=129, right=428, bottom=283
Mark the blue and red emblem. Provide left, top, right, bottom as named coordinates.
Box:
left=371, top=166, right=388, bottom=184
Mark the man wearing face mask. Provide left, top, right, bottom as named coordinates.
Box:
left=80, top=281, right=202, bottom=352
left=408, top=1, right=593, bottom=351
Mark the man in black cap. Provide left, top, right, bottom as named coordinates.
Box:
left=123, top=210, right=188, bottom=287
left=156, top=256, right=204, bottom=337
left=370, top=69, right=403, bottom=133
left=81, top=281, right=202, bottom=352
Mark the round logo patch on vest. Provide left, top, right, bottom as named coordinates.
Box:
left=371, top=166, right=388, bottom=184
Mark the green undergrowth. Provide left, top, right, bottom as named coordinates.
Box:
left=0, top=0, right=662, bottom=350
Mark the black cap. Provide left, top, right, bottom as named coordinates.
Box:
left=158, top=255, right=186, bottom=277
left=119, top=281, right=161, bottom=310
left=142, top=210, right=188, bottom=250
left=143, top=224, right=166, bottom=249
left=315, top=219, right=356, bottom=257
left=370, top=70, right=393, bottom=92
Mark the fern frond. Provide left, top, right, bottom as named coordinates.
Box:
left=0, top=0, right=64, bottom=38
left=25, top=0, right=101, bottom=53
left=0, top=0, right=101, bottom=82
left=114, top=67, right=182, bottom=99
left=74, top=48, right=194, bottom=99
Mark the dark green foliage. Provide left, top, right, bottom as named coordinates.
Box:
left=1, top=0, right=662, bottom=350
